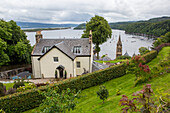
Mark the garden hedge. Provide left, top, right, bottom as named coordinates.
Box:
left=142, top=50, right=157, bottom=63
left=0, top=49, right=159, bottom=112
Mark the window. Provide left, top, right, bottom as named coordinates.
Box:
left=73, top=46, right=81, bottom=54
left=76, top=61, right=80, bottom=68
left=53, top=57, right=58, bottom=62
left=42, top=46, right=50, bottom=53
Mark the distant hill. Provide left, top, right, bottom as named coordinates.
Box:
left=74, top=16, right=170, bottom=36
left=73, top=23, right=86, bottom=30
left=16, top=22, right=78, bottom=29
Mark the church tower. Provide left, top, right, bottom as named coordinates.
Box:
left=116, top=35, right=122, bottom=58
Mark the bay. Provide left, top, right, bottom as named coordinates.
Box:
left=25, top=28, right=153, bottom=59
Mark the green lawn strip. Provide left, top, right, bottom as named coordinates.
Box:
left=95, top=59, right=126, bottom=64
left=3, top=83, right=14, bottom=90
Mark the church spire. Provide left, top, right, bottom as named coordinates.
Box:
left=116, top=35, right=122, bottom=58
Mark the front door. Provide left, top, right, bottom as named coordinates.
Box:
left=59, top=68, right=63, bottom=78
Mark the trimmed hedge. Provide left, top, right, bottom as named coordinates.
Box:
left=154, top=43, right=170, bottom=52
left=142, top=50, right=157, bottom=63
left=0, top=49, right=159, bottom=112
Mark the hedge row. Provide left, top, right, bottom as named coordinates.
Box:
left=0, top=50, right=159, bottom=113
left=142, top=50, right=157, bottom=63
left=154, top=43, right=170, bottom=52
left=0, top=63, right=127, bottom=113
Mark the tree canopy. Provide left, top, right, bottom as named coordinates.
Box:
left=81, top=15, right=112, bottom=58
left=0, top=19, right=32, bottom=66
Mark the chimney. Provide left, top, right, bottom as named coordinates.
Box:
left=35, top=31, right=43, bottom=43
left=89, top=30, right=92, bottom=43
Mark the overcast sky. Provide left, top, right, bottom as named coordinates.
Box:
left=0, top=0, right=170, bottom=24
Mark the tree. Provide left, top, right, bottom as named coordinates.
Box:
left=0, top=19, right=32, bottom=65
left=81, top=15, right=112, bottom=59
left=0, top=38, right=9, bottom=66
left=96, top=85, right=109, bottom=103
left=161, top=32, right=170, bottom=43
left=139, top=47, right=150, bottom=55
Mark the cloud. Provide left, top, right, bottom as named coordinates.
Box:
left=0, top=0, right=170, bottom=23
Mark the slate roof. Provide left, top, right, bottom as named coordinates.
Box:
left=32, top=38, right=91, bottom=59
left=124, top=51, right=130, bottom=56
left=92, top=61, right=109, bottom=72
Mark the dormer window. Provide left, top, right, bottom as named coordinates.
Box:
left=42, top=46, right=50, bottom=53
left=73, top=46, right=81, bottom=54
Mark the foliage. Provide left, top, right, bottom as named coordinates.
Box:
left=0, top=38, right=10, bottom=66
left=116, top=55, right=131, bottom=60
left=13, top=79, right=25, bottom=89
left=82, top=15, right=112, bottom=59
left=116, top=88, right=121, bottom=96
left=161, top=32, right=170, bottom=43
left=0, top=19, right=32, bottom=66
left=16, top=83, right=36, bottom=92
left=139, top=47, right=150, bottom=55
left=6, top=88, right=16, bottom=95
left=0, top=83, right=6, bottom=97
left=120, top=84, right=170, bottom=113
left=154, top=43, right=170, bottom=53
left=96, top=85, right=109, bottom=103
left=141, top=50, right=157, bottom=63
left=39, top=86, right=81, bottom=113
left=153, top=38, right=162, bottom=48
left=153, top=32, right=170, bottom=48
left=126, top=55, right=152, bottom=86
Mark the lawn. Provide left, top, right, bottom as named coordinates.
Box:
left=24, top=47, right=170, bottom=113
left=95, top=59, right=126, bottom=64
left=3, top=82, right=29, bottom=90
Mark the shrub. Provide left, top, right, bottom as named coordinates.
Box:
left=139, top=47, right=150, bottom=55
left=96, top=85, right=109, bottom=103
left=13, top=79, right=25, bottom=89
left=16, top=83, right=36, bottom=92
left=39, top=86, right=81, bottom=113
left=0, top=83, right=6, bottom=97
left=116, top=88, right=121, bottom=95
left=6, top=88, right=16, bottom=95
left=119, top=84, right=169, bottom=113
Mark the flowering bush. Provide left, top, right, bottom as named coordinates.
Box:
left=126, top=55, right=151, bottom=86
left=119, top=84, right=169, bottom=113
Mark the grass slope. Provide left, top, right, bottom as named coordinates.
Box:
left=25, top=47, right=170, bottom=113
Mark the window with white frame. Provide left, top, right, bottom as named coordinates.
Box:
left=73, top=46, right=81, bottom=54
left=42, top=46, right=50, bottom=53
left=53, top=57, right=58, bottom=62
left=76, top=61, right=80, bottom=68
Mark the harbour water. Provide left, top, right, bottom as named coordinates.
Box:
left=25, top=28, right=153, bottom=59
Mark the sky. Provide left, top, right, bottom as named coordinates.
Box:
left=0, top=0, right=170, bottom=24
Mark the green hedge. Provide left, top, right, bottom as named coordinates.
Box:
left=0, top=50, right=158, bottom=112
left=142, top=50, right=157, bottom=63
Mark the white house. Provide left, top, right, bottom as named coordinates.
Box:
left=31, top=31, right=93, bottom=79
